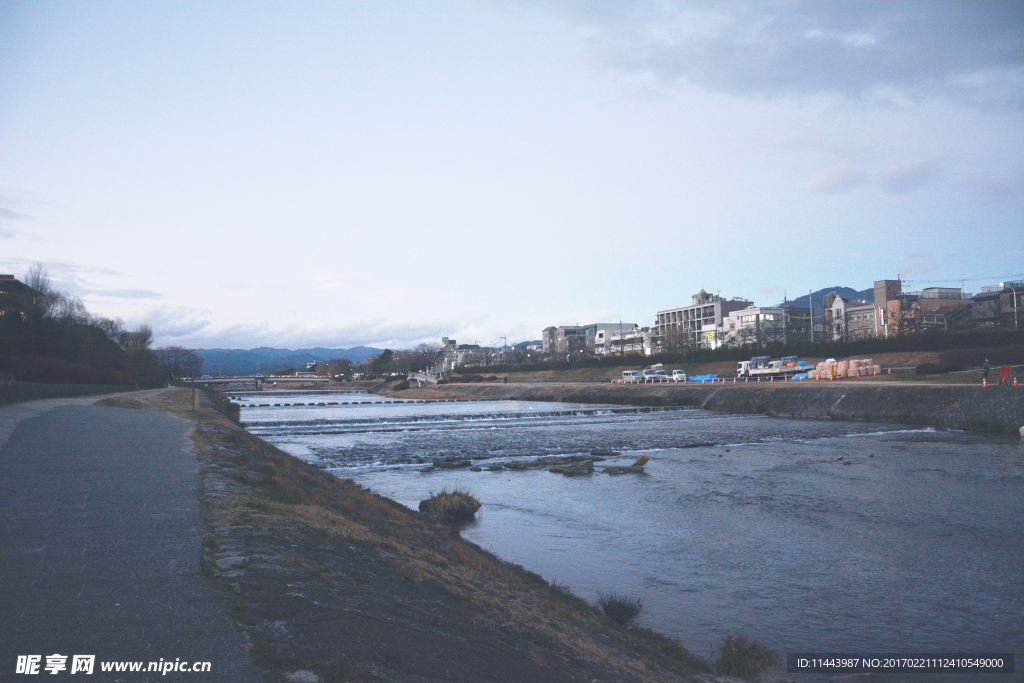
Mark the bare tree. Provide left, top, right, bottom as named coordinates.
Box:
left=155, top=347, right=203, bottom=378
left=119, top=324, right=154, bottom=353
left=23, top=263, right=60, bottom=318
left=414, top=342, right=443, bottom=372
left=890, top=296, right=918, bottom=336
left=91, top=315, right=125, bottom=341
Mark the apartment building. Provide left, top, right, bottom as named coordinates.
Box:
left=655, top=290, right=752, bottom=351
left=541, top=325, right=587, bottom=355
left=721, top=307, right=788, bottom=347
left=592, top=323, right=641, bottom=355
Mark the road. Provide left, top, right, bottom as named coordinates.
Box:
left=0, top=392, right=263, bottom=682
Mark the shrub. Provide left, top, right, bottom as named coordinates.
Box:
left=597, top=591, right=642, bottom=625
left=712, top=635, right=780, bottom=680
left=418, top=488, right=481, bottom=523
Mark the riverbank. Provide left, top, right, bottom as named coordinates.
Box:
left=386, top=382, right=1024, bottom=434
left=101, top=388, right=740, bottom=683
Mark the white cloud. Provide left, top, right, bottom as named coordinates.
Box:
left=805, top=164, right=865, bottom=194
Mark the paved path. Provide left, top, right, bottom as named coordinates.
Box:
left=0, top=397, right=263, bottom=682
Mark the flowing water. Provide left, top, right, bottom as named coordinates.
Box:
left=235, top=391, right=1024, bottom=681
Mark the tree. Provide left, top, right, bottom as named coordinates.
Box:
left=889, top=296, right=919, bottom=336
left=119, top=325, right=153, bottom=353
left=413, top=342, right=443, bottom=372
left=369, top=349, right=394, bottom=376
left=327, top=358, right=353, bottom=379
left=155, top=347, right=203, bottom=378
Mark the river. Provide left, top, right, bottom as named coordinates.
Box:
left=235, top=390, right=1023, bottom=681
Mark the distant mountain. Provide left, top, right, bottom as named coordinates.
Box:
left=779, top=286, right=874, bottom=315
left=195, top=346, right=384, bottom=375
left=513, top=340, right=542, bottom=348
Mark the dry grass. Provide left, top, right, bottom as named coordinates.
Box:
left=597, top=592, right=643, bottom=625
left=418, top=488, right=482, bottom=523
left=632, top=454, right=651, bottom=467
left=712, top=635, right=781, bottom=680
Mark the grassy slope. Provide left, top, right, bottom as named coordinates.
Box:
left=98, top=388, right=719, bottom=683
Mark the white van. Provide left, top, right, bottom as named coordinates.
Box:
left=671, top=370, right=687, bottom=381
left=621, top=370, right=642, bottom=383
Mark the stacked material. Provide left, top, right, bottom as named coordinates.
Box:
left=811, top=358, right=880, bottom=379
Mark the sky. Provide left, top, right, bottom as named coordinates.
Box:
left=1, top=0, right=1022, bottom=349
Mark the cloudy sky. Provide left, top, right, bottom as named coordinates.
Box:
left=1, top=1, right=1021, bottom=349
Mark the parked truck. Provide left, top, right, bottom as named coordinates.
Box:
left=736, top=355, right=810, bottom=380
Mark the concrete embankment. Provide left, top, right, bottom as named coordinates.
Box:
left=0, top=380, right=143, bottom=406
left=390, top=382, right=1024, bottom=434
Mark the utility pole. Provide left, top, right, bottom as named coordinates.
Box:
left=1006, top=283, right=1019, bottom=331
left=809, top=290, right=814, bottom=343
left=191, top=373, right=195, bottom=411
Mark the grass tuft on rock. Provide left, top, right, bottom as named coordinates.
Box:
left=418, top=488, right=481, bottom=523
left=712, top=634, right=780, bottom=680
left=597, top=591, right=642, bottom=625
left=632, top=454, right=650, bottom=467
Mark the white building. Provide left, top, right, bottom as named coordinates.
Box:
left=655, top=290, right=753, bottom=351
left=721, top=307, right=788, bottom=347
left=592, top=323, right=640, bottom=355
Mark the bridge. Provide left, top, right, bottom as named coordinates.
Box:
left=190, top=376, right=331, bottom=390
left=407, top=372, right=439, bottom=388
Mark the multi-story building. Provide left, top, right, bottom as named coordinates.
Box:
left=721, top=307, right=788, bottom=347
left=0, top=275, right=39, bottom=321
left=827, top=293, right=875, bottom=340
left=654, top=290, right=752, bottom=352
left=542, top=326, right=588, bottom=355
left=965, top=282, right=1024, bottom=330
left=439, top=338, right=495, bottom=372
left=591, top=323, right=641, bottom=356
left=605, top=326, right=651, bottom=356
left=875, top=282, right=973, bottom=336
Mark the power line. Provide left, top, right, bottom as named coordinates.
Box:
left=902, top=272, right=1024, bottom=286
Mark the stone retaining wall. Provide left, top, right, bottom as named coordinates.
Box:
left=389, top=383, right=1024, bottom=434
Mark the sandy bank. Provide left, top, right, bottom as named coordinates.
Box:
left=389, top=382, right=1024, bottom=434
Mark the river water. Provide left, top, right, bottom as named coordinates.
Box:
left=235, top=391, right=1024, bottom=681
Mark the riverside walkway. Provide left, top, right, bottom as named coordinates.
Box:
left=0, top=393, right=262, bottom=682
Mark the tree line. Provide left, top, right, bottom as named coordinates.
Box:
left=0, top=264, right=203, bottom=385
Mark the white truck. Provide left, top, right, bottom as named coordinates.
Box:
left=620, top=370, right=642, bottom=383
left=736, top=355, right=810, bottom=380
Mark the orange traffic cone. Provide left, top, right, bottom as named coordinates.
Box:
left=757, top=377, right=760, bottom=383
left=983, top=379, right=988, bottom=388
left=1014, top=377, right=1018, bottom=387
left=745, top=377, right=748, bottom=383
left=770, top=376, right=773, bottom=383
